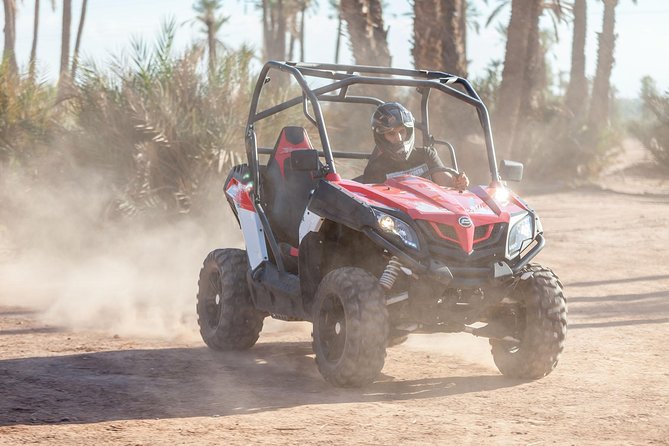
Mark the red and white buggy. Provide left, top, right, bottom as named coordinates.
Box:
left=196, top=62, right=567, bottom=387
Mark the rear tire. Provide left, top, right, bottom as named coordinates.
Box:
left=490, top=264, right=567, bottom=379
left=312, top=267, right=389, bottom=387
left=196, top=249, right=265, bottom=350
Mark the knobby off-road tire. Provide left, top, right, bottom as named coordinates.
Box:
left=196, top=249, right=265, bottom=351
left=312, top=267, right=389, bottom=387
left=490, top=264, right=567, bottom=379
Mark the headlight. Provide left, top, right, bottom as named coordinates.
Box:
left=493, top=186, right=510, bottom=204
left=507, top=213, right=533, bottom=257
left=372, top=209, right=420, bottom=250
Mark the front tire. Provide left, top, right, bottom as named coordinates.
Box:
left=196, top=248, right=266, bottom=350
left=312, top=267, right=389, bottom=387
left=490, top=264, right=567, bottom=379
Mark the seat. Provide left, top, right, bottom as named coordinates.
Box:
left=262, top=126, right=319, bottom=251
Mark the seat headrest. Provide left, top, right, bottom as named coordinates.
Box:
left=271, top=127, right=315, bottom=177
left=283, top=126, right=310, bottom=145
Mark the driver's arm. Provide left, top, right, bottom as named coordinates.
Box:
left=432, top=170, right=454, bottom=187
left=423, top=146, right=469, bottom=190
left=432, top=171, right=469, bottom=190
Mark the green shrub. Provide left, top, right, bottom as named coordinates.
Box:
left=0, top=63, right=59, bottom=166
left=630, top=76, right=669, bottom=170
left=69, top=20, right=256, bottom=218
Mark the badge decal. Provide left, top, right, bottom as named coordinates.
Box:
left=458, top=216, right=473, bottom=228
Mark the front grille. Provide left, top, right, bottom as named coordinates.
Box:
left=475, top=222, right=507, bottom=249
left=434, top=223, right=457, bottom=240
left=416, top=220, right=508, bottom=267
left=474, top=224, right=490, bottom=240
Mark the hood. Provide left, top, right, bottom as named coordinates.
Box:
left=337, top=176, right=529, bottom=254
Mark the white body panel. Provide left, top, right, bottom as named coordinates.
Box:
left=299, top=209, right=324, bottom=243
left=237, top=207, right=268, bottom=269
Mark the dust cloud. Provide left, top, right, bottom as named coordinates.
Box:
left=402, top=333, right=497, bottom=370
left=0, top=168, right=242, bottom=340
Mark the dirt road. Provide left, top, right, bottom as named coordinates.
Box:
left=1, top=154, right=668, bottom=444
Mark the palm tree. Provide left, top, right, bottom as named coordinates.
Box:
left=588, top=0, right=618, bottom=133
left=412, top=1, right=441, bottom=70
left=298, top=0, right=307, bottom=61
left=193, top=0, right=227, bottom=74
left=2, top=0, right=18, bottom=75
left=494, top=0, right=542, bottom=159
left=59, top=0, right=72, bottom=84
left=441, top=0, right=467, bottom=76
left=29, top=0, right=55, bottom=81
left=564, top=0, right=587, bottom=121
left=29, top=0, right=40, bottom=80
left=286, top=0, right=302, bottom=60
left=413, top=0, right=472, bottom=75
left=262, top=0, right=287, bottom=60
left=70, top=0, right=88, bottom=78
left=340, top=0, right=390, bottom=66
left=329, top=0, right=343, bottom=63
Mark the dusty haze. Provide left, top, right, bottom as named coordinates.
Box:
left=1, top=139, right=668, bottom=445
left=0, top=168, right=243, bottom=340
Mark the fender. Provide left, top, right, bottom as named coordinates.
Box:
left=305, top=179, right=377, bottom=234
left=302, top=179, right=434, bottom=275
left=224, top=164, right=268, bottom=270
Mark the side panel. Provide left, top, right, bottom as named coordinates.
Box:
left=299, top=209, right=324, bottom=243
left=237, top=207, right=268, bottom=269
left=224, top=165, right=267, bottom=270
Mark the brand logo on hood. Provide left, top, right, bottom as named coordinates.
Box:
left=458, top=216, right=473, bottom=228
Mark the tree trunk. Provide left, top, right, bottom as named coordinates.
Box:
left=441, top=0, right=467, bottom=76
left=262, top=0, right=287, bottom=60
left=512, top=1, right=544, bottom=160
left=2, top=0, right=18, bottom=75
left=494, top=0, right=542, bottom=160
left=288, top=31, right=295, bottom=61
left=207, top=16, right=216, bottom=73
left=340, top=0, right=391, bottom=66
left=589, top=0, right=618, bottom=133
left=59, top=0, right=72, bottom=82
left=335, top=11, right=342, bottom=63
left=413, top=0, right=467, bottom=75
left=70, top=0, right=88, bottom=78
left=29, top=0, right=40, bottom=80
left=564, top=0, right=587, bottom=121
left=413, top=0, right=440, bottom=69
left=460, top=0, right=467, bottom=67
left=299, top=4, right=305, bottom=62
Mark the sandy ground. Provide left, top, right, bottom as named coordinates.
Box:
left=1, top=140, right=668, bottom=445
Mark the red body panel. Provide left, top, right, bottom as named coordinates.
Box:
left=225, top=178, right=254, bottom=212
left=335, top=176, right=528, bottom=254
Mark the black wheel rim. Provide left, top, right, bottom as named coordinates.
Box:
left=501, top=304, right=526, bottom=353
left=318, top=293, right=346, bottom=362
left=204, top=270, right=223, bottom=328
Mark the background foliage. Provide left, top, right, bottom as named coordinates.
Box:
left=0, top=0, right=666, bottom=229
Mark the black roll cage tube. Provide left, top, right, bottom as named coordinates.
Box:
left=244, top=61, right=502, bottom=272
left=246, top=61, right=501, bottom=190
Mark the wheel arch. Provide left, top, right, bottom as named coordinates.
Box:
left=299, top=218, right=387, bottom=316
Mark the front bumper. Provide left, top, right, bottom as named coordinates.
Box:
left=365, top=227, right=544, bottom=288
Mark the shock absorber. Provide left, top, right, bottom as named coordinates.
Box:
left=379, top=256, right=402, bottom=290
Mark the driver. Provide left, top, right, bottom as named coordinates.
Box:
left=360, top=102, right=469, bottom=190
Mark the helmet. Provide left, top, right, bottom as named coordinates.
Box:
left=371, top=102, right=415, bottom=161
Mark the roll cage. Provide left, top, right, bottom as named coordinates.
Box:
left=245, top=61, right=501, bottom=192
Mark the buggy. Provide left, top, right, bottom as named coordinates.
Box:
left=196, top=62, right=567, bottom=387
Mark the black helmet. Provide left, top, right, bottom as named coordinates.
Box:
left=371, top=102, right=415, bottom=161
